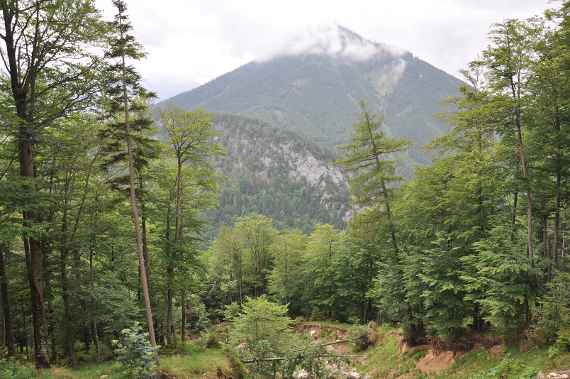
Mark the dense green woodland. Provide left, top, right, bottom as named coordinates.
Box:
left=1, top=0, right=570, bottom=377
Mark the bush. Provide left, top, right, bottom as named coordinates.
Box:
left=113, top=322, right=159, bottom=378
left=227, top=296, right=334, bottom=377
left=198, top=324, right=229, bottom=349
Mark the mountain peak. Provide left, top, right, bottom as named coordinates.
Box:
left=256, top=24, right=406, bottom=62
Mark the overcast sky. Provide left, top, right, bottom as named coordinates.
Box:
left=96, top=0, right=552, bottom=101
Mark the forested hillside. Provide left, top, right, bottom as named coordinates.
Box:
left=1, top=0, right=570, bottom=378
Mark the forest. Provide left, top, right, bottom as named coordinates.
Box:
left=1, top=0, right=570, bottom=378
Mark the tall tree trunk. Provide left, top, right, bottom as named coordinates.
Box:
left=60, top=173, right=76, bottom=365
left=1, top=5, right=50, bottom=366
left=122, top=52, right=157, bottom=351
left=174, top=160, right=184, bottom=242
left=511, top=191, right=518, bottom=237
left=168, top=160, right=185, bottom=345
left=42, top=242, right=56, bottom=363
left=0, top=245, right=14, bottom=356
left=180, top=292, right=186, bottom=343
left=114, top=3, right=158, bottom=348
left=164, top=190, right=175, bottom=346
left=554, top=112, right=562, bottom=266
left=88, top=233, right=101, bottom=361
left=125, top=108, right=157, bottom=351
left=138, top=175, right=151, bottom=301
left=21, top=139, right=50, bottom=368
left=141, top=189, right=150, bottom=286
left=510, top=78, right=533, bottom=259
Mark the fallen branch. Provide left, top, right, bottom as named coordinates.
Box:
left=241, top=353, right=366, bottom=364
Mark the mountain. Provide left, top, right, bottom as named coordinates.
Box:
left=160, top=25, right=464, bottom=173
left=209, top=114, right=350, bottom=233
left=158, top=25, right=464, bottom=229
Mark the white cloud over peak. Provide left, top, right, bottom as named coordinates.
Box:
left=255, top=24, right=406, bottom=62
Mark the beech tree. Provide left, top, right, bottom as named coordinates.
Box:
left=159, top=107, right=220, bottom=344
left=0, top=0, right=105, bottom=368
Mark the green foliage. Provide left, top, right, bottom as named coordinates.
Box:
left=337, top=101, right=409, bottom=209
left=228, top=296, right=293, bottom=362
left=462, top=223, right=541, bottom=338
left=268, top=230, right=307, bottom=315
left=227, top=296, right=333, bottom=378
left=113, top=322, right=159, bottom=378
left=538, top=271, right=570, bottom=343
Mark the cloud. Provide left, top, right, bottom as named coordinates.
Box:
left=95, top=0, right=551, bottom=99
left=255, top=24, right=406, bottom=62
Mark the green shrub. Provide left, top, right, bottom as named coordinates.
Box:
left=227, top=296, right=334, bottom=377
left=199, top=324, right=229, bottom=349
left=113, top=322, right=159, bottom=378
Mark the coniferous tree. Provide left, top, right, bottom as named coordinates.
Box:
left=337, top=102, right=409, bottom=253
left=103, top=0, right=157, bottom=350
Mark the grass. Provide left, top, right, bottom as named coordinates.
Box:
left=357, top=326, right=426, bottom=378
left=436, top=347, right=570, bottom=379
left=159, top=348, right=229, bottom=377
left=0, top=342, right=230, bottom=379
left=4, top=327, right=570, bottom=378
left=355, top=326, right=570, bottom=379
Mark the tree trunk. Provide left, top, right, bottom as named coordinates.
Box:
left=510, top=78, right=533, bottom=259
left=138, top=175, right=151, bottom=302
left=0, top=5, right=50, bottom=366
left=60, top=173, right=76, bottom=365
left=164, top=189, right=175, bottom=346
left=126, top=127, right=157, bottom=349
left=114, top=4, right=158, bottom=349
left=42, top=240, right=57, bottom=363
left=122, top=54, right=157, bottom=351
left=0, top=245, right=14, bottom=356
left=174, top=161, right=184, bottom=244
left=554, top=119, right=562, bottom=266
left=181, top=292, right=186, bottom=343
left=21, top=139, right=50, bottom=368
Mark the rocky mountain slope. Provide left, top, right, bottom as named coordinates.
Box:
left=210, top=114, right=350, bottom=232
